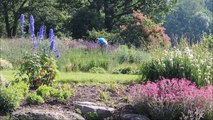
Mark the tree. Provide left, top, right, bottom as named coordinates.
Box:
left=164, top=0, right=213, bottom=43
left=65, top=0, right=177, bottom=38
left=0, top=0, right=29, bottom=37
left=87, top=0, right=178, bottom=31
left=120, top=10, right=171, bottom=49
left=0, top=0, right=66, bottom=38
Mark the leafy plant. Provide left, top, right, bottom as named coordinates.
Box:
left=98, top=90, right=110, bottom=103
left=36, top=85, right=52, bottom=99
left=130, top=78, right=213, bottom=120
left=26, top=92, right=45, bottom=105
left=141, top=47, right=213, bottom=86
left=112, top=66, right=140, bottom=75
left=0, top=82, right=28, bottom=113
left=17, top=53, right=58, bottom=89
left=35, top=85, right=72, bottom=102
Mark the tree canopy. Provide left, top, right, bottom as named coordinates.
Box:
left=0, top=0, right=212, bottom=45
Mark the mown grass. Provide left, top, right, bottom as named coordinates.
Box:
left=0, top=70, right=140, bottom=84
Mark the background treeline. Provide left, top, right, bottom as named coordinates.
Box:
left=0, top=0, right=212, bottom=45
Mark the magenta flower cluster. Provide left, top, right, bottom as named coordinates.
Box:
left=130, top=78, right=213, bottom=120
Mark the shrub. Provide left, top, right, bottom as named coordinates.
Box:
left=0, top=82, right=28, bottom=113
left=0, top=58, right=13, bottom=70
left=130, top=78, right=213, bottom=120
left=120, top=10, right=171, bottom=49
left=141, top=47, right=213, bottom=86
left=112, top=66, right=140, bottom=75
left=87, top=29, right=121, bottom=44
left=17, top=53, right=58, bottom=89
left=89, top=67, right=106, bottom=74
left=26, top=92, right=45, bottom=105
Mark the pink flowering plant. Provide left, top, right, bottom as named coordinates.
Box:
left=130, top=78, right=213, bottom=120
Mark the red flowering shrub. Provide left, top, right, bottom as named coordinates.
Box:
left=130, top=78, right=213, bottom=120
left=120, top=10, right=171, bottom=49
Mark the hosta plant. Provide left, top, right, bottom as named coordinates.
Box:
left=130, top=78, right=213, bottom=120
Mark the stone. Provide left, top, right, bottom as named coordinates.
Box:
left=73, top=101, right=115, bottom=119
left=121, top=114, right=150, bottom=120
left=12, top=107, right=85, bottom=120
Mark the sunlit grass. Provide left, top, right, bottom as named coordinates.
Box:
left=0, top=70, right=140, bottom=84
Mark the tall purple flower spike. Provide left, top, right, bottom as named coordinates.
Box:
left=49, top=28, right=55, bottom=52
left=39, top=26, right=44, bottom=43
left=30, top=15, right=36, bottom=40
left=49, top=29, right=54, bottom=42
left=33, top=40, right=37, bottom=50
left=20, top=14, right=24, bottom=35
left=50, top=38, right=55, bottom=52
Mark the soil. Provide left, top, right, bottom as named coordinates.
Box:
left=0, top=84, right=134, bottom=119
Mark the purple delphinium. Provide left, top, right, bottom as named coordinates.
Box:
left=49, top=28, right=56, bottom=52
left=56, top=51, right=61, bottom=58
left=30, top=15, right=36, bottom=40
left=33, top=40, right=37, bottom=50
left=20, top=14, right=24, bottom=35
left=50, top=39, right=56, bottom=52
left=49, top=29, right=54, bottom=41
left=38, top=26, right=44, bottom=43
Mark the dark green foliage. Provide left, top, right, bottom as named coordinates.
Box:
left=141, top=57, right=195, bottom=81
left=0, top=0, right=177, bottom=38
left=112, top=66, right=140, bottom=75
left=164, top=0, right=213, bottom=42
left=87, top=29, right=121, bottom=44
left=26, top=92, right=45, bottom=105
left=69, top=7, right=104, bottom=38
left=17, top=53, right=58, bottom=89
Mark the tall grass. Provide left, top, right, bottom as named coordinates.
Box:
left=0, top=38, right=150, bottom=72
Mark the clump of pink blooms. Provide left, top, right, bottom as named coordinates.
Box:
left=130, top=78, right=213, bottom=120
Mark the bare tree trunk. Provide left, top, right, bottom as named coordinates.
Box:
left=2, top=3, right=11, bottom=38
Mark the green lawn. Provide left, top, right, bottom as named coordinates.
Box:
left=0, top=70, right=140, bottom=84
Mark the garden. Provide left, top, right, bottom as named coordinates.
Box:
left=0, top=0, right=213, bottom=120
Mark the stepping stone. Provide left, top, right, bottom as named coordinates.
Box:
left=74, top=101, right=115, bottom=119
